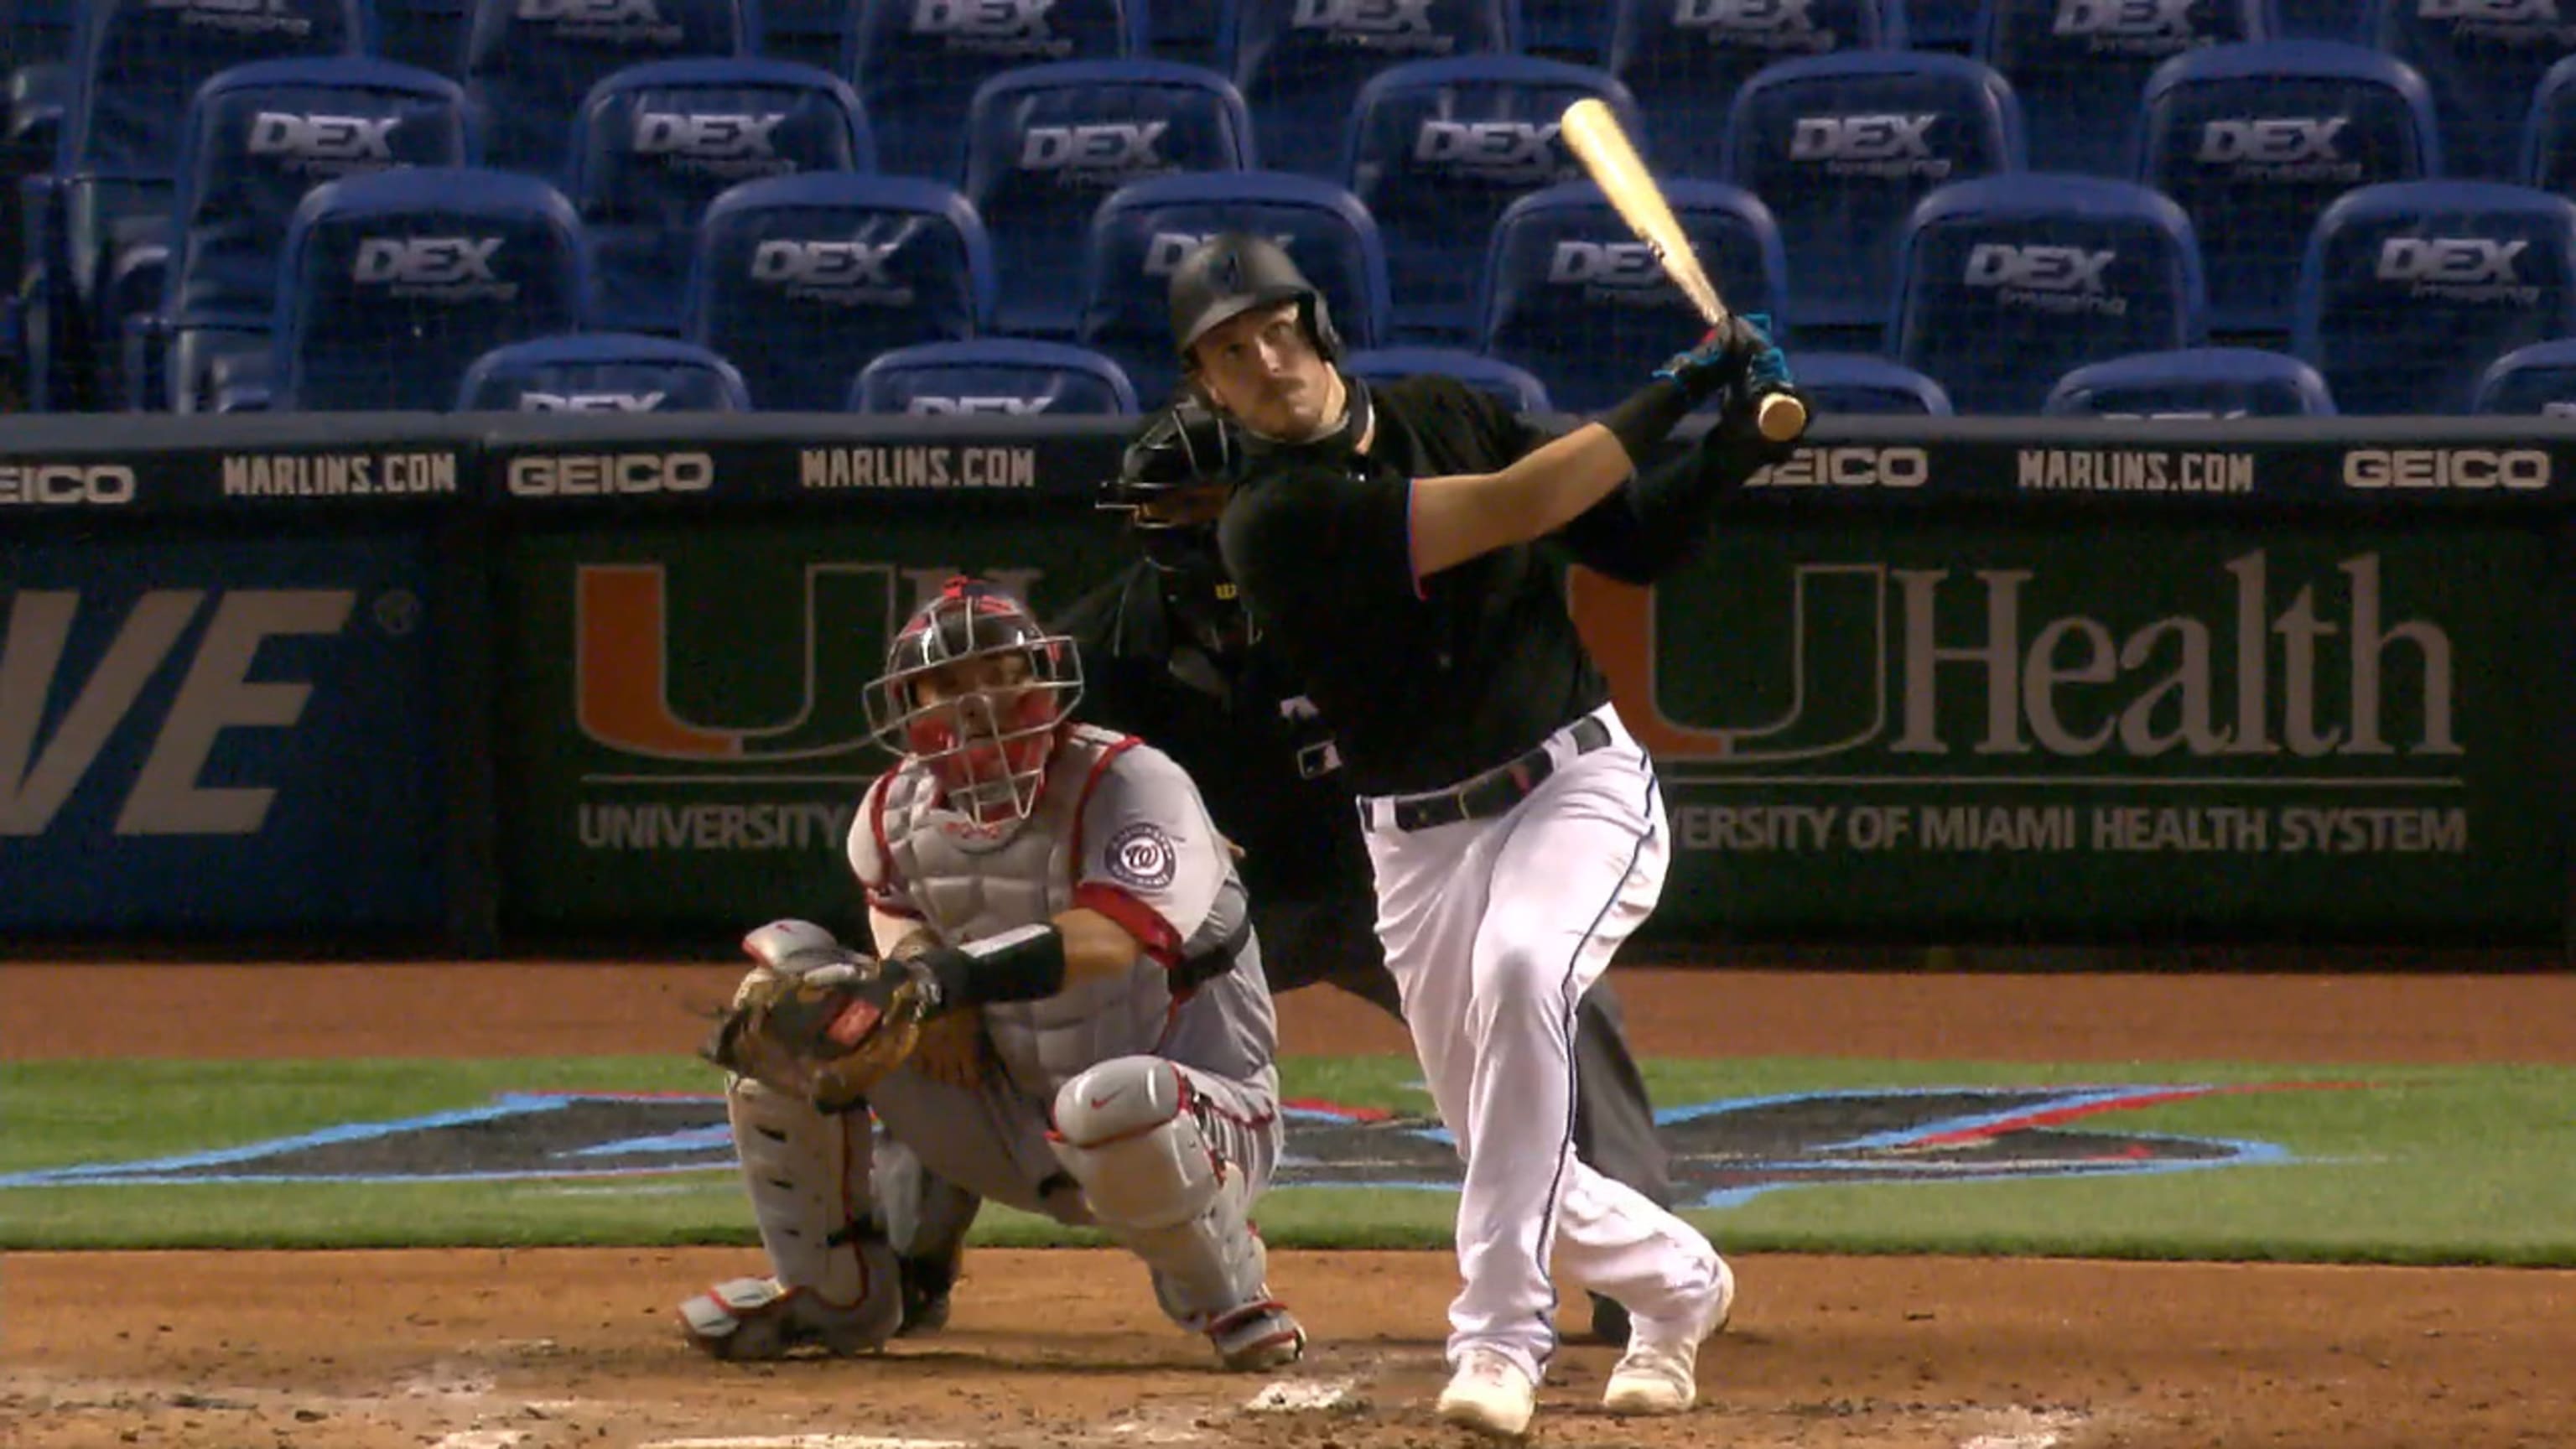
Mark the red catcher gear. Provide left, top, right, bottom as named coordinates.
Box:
left=863, top=578, right=1084, bottom=827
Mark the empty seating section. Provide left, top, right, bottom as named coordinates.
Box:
left=17, top=2, right=2576, bottom=414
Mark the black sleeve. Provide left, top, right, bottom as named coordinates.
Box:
left=1550, top=400, right=1800, bottom=585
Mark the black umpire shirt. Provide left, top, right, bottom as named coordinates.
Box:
left=1217, top=374, right=1709, bottom=798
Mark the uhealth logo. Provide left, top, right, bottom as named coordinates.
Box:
left=0, top=1083, right=2334, bottom=1207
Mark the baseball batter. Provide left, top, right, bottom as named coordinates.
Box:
left=676, top=578, right=1306, bottom=1373
left=1167, top=233, right=1801, bottom=1436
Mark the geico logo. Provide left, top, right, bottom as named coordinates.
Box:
left=1291, top=0, right=1436, bottom=33
left=1143, top=230, right=1295, bottom=275
left=517, top=390, right=668, bottom=412
left=2376, top=237, right=2525, bottom=284
left=1020, top=121, right=1168, bottom=170
left=2342, top=449, right=2550, bottom=489
left=353, top=236, right=501, bottom=285
left=1546, top=240, right=1663, bottom=288
left=636, top=112, right=785, bottom=158
left=2196, top=117, right=2346, bottom=164
left=1965, top=242, right=2113, bottom=291
left=906, top=395, right=1052, bottom=414
left=1674, top=0, right=1817, bottom=32
left=1744, top=446, right=1929, bottom=488
left=911, top=0, right=1054, bottom=36
left=1790, top=114, right=1936, bottom=163
left=508, top=453, right=714, bottom=495
left=1793, top=113, right=1937, bottom=161
left=2051, top=0, right=2195, bottom=36
left=518, top=0, right=660, bottom=19
left=1414, top=119, right=1559, bottom=169
left=247, top=112, right=396, bottom=161
left=0, top=464, right=140, bottom=504
left=2419, top=0, right=2555, bottom=18
left=750, top=238, right=899, bottom=285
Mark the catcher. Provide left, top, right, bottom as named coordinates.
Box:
left=677, top=576, right=1306, bottom=1372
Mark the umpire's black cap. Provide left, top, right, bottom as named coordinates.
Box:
left=1166, top=232, right=1343, bottom=363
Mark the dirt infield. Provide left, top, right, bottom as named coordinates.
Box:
left=7, top=963, right=2576, bottom=1449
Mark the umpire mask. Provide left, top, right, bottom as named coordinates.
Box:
left=863, top=578, right=1085, bottom=829
left=1101, top=400, right=1254, bottom=652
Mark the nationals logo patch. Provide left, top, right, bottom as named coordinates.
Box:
left=1105, top=821, right=1178, bottom=890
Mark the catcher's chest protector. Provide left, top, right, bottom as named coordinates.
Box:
left=881, top=728, right=1177, bottom=1097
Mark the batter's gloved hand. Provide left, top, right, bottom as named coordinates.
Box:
left=1654, top=313, right=1786, bottom=405
left=704, top=921, right=943, bottom=1112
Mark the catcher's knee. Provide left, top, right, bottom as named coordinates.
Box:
left=1048, top=1057, right=1220, bottom=1232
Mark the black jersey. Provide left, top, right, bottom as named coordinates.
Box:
left=1216, top=374, right=1704, bottom=797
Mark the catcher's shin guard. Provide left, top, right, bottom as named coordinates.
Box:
left=1047, top=1057, right=1306, bottom=1371
left=679, top=1076, right=902, bottom=1359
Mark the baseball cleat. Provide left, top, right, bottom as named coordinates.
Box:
left=1436, top=1348, right=1536, bottom=1439
left=678, top=1276, right=894, bottom=1360
left=1602, top=1254, right=1735, bottom=1415
left=1208, top=1299, right=1307, bottom=1370
left=896, top=1253, right=957, bottom=1337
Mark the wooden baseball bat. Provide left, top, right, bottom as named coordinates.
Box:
left=1558, top=97, right=1809, bottom=444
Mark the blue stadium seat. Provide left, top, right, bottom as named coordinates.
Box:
left=1225, top=0, right=1513, bottom=179
left=463, top=0, right=747, bottom=183
left=377, top=0, right=474, bottom=75
left=1908, top=0, right=1986, bottom=54
left=1520, top=0, right=1614, bottom=65
left=1784, top=351, right=1956, bottom=413
left=1340, top=345, right=1555, bottom=410
left=151, top=59, right=474, bottom=415
left=2521, top=54, right=2576, bottom=197
left=1976, top=0, right=2267, bottom=179
left=1612, top=0, right=1902, bottom=182
left=2042, top=345, right=2338, bottom=415
left=569, top=58, right=870, bottom=335
left=1480, top=179, right=1789, bottom=413
left=2139, top=41, right=2438, bottom=348
left=1347, top=56, right=1644, bottom=346
left=456, top=331, right=752, bottom=409
left=2470, top=337, right=2576, bottom=414
left=853, top=0, right=1139, bottom=180
left=755, top=0, right=851, bottom=74
left=2293, top=179, right=2576, bottom=414
left=1725, top=51, right=2024, bottom=353
left=2274, top=0, right=2370, bottom=41
left=686, top=172, right=994, bottom=409
left=849, top=336, right=1139, bottom=414
left=963, top=59, right=1254, bottom=338
left=1147, top=0, right=1229, bottom=69
left=1077, top=169, right=1392, bottom=406
left=1890, top=173, right=2207, bottom=414
left=2376, top=0, right=2561, bottom=180
left=272, top=166, right=587, bottom=411
left=27, top=0, right=361, bottom=410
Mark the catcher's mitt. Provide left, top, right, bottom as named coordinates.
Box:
left=703, top=932, right=943, bottom=1111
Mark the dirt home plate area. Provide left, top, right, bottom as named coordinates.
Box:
left=7, top=963, right=2576, bottom=1449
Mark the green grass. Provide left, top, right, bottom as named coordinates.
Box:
left=4, top=1055, right=2573, bottom=1265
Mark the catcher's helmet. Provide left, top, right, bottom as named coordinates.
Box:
left=1167, top=232, right=1343, bottom=364
left=863, top=578, right=1084, bottom=828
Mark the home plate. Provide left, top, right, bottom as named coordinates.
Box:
left=1244, top=1377, right=1361, bottom=1412
left=641, top=1437, right=974, bottom=1449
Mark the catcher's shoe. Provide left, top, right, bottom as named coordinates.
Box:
left=1602, top=1253, right=1736, bottom=1415
left=678, top=1277, right=896, bottom=1360
left=896, top=1253, right=956, bottom=1337
left=1208, top=1297, right=1306, bottom=1371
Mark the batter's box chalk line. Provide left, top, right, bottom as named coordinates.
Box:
left=1243, top=1375, right=1364, bottom=1414
left=1957, top=1405, right=2096, bottom=1449
left=638, top=1437, right=974, bottom=1449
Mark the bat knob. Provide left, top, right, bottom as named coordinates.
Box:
left=1754, top=388, right=1809, bottom=444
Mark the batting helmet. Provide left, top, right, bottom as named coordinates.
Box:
left=1167, top=232, right=1343, bottom=364
left=863, top=578, right=1084, bottom=828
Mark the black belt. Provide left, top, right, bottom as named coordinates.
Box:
left=1374, top=714, right=1614, bottom=833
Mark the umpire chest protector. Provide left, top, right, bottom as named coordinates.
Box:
left=875, top=726, right=1176, bottom=1096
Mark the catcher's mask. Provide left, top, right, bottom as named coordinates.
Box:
left=863, top=578, right=1084, bottom=828
left=1168, top=231, right=1343, bottom=366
